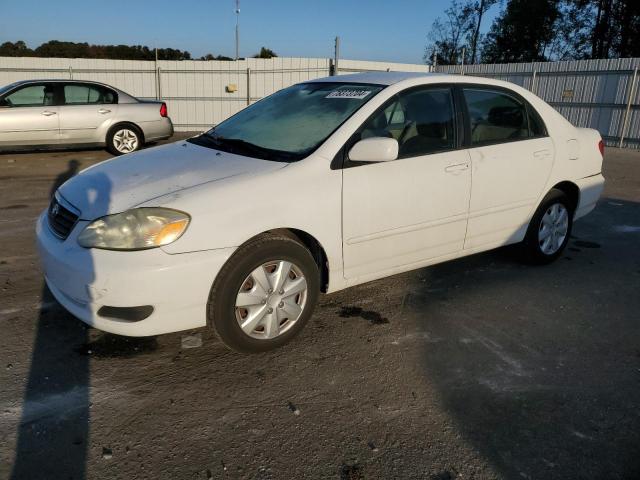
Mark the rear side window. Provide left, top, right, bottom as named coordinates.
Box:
left=464, top=89, right=533, bottom=145
left=2, top=84, right=55, bottom=107
left=63, top=84, right=117, bottom=105
left=357, top=87, right=456, bottom=158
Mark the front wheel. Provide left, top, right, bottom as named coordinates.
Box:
left=522, top=188, right=573, bottom=264
left=207, top=233, right=319, bottom=353
left=107, top=125, right=142, bottom=155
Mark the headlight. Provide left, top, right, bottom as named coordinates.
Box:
left=78, top=208, right=190, bottom=250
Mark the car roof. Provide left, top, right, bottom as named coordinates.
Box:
left=307, top=71, right=449, bottom=86
left=3, top=79, right=138, bottom=102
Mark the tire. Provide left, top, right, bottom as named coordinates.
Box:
left=106, top=124, right=143, bottom=156
left=207, top=233, right=320, bottom=353
left=522, top=188, right=573, bottom=264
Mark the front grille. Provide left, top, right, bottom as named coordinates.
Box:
left=48, top=197, right=79, bottom=239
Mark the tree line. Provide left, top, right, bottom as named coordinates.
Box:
left=426, top=0, right=640, bottom=65
left=0, top=40, right=278, bottom=60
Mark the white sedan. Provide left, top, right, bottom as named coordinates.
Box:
left=37, top=72, right=605, bottom=352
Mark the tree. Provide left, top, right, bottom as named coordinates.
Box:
left=199, top=53, right=233, bottom=61
left=0, top=41, right=33, bottom=56
left=253, top=47, right=277, bottom=59
left=565, top=0, right=640, bottom=58
left=469, top=0, right=498, bottom=63
left=481, top=0, right=561, bottom=63
left=424, top=0, right=476, bottom=65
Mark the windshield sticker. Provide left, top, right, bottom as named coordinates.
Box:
left=326, top=88, right=373, bottom=99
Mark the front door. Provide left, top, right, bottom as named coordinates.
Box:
left=342, top=86, right=471, bottom=281
left=0, top=83, right=59, bottom=147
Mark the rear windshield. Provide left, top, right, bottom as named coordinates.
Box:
left=189, top=82, right=384, bottom=161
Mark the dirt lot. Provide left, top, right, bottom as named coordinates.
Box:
left=0, top=139, right=639, bottom=480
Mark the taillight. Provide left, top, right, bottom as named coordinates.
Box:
left=598, top=139, right=604, bottom=157
left=160, top=102, right=167, bottom=118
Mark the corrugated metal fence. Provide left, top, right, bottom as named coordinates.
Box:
left=0, top=56, right=428, bottom=132
left=435, top=58, right=640, bottom=149
left=2, top=56, right=638, bottom=148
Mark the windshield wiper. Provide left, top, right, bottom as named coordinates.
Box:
left=189, top=133, right=297, bottom=162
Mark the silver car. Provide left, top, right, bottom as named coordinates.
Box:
left=0, top=79, right=173, bottom=155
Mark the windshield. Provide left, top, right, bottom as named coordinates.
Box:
left=189, top=82, right=384, bottom=161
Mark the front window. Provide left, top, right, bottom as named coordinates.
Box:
left=1, top=84, right=55, bottom=107
left=189, top=82, right=384, bottom=161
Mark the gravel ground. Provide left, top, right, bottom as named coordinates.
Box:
left=0, top=139, right=639, bottom=480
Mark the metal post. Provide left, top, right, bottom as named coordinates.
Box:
left=460, top=47, right=465, bottom=75
left=235, top=0, right=240, bottom=61
left=156, top=67, right=162, bottom=100
left=246, top=67, right=251, bottom=105
left=329, top=58, right=334, bottom=76
left=154, top=48, right=159, bottom=100
left=334, top=36, right=340, bottom=75
left=619, top=66, right=638, bottom=148
left=68, top=66, right=73, bottom=79
left=531, top=69, right=537, bottom=95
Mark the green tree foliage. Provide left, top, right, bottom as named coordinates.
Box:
left=481, top=0, right=560, bottom=63
left=424, top=0, right=497, bottom=65
left=429, top=0, right=640, bottom=63
left=0, top=40, right=193, bottom=60
left=562, top=0, right=640, bottom=58
left=253, top=47, right=277, bottom=59
left=200, top=53, right=233, bottom=61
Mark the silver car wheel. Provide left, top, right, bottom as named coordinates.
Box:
left=234, top=260, right=308, bottom=340
left=538, top=202, right=569, bottom=255
left=113, top=128, right=139, bottom=153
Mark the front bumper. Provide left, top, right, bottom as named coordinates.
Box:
left=36, top=211, right=235, bottom=336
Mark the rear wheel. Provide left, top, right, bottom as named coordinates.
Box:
left=522, top=188, right=573, bottom=264
left=107, top=125, right=142, bottom=155
left=207, top=233, right=319, bottom=353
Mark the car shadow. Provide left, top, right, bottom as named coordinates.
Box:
left=409, top=197, right=640, bottom=479
left=10, top=168, right=113, bottom=479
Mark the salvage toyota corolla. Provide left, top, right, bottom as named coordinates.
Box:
left=37, top=72, right=605, bottom=352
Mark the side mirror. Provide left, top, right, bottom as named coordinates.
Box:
left=348, top=137, right=398, bottom=163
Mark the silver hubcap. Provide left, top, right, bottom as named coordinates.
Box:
left=235, top=260, right=307, bottom=340
left=538, top=203, right=569, bottom=255
left=113, top=129, right=139, bottom=153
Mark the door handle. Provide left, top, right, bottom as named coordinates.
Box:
left=444, top=162, right=470, bottom=174
left=534, top=149, right=550, bottom=158
left=41, top=110, right=57, bottom=116
left=98, top=108, right=111, bottom=114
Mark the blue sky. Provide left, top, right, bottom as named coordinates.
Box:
left=0, top=0, right=499, bottom=63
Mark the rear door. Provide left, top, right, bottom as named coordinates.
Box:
left=0, top=83, right=60, bottom=147
left=58, top=83, right=117, bottom=144
left=462, top=87, right=554, bottom=250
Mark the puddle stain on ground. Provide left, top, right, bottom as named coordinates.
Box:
left=0, top=204, right=29, bottom=210
left=338, top=306, right=389, bottom=325
left=573, top=240, right=601, bottom=249
left=75, top=333, right=158, bottom=358
left=340, top=463, right=364, bottom=480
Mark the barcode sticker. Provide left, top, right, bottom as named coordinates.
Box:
left=326, top=88, right=372, bottom=99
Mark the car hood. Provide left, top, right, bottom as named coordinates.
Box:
left=58, top=141, right=286, bottom=219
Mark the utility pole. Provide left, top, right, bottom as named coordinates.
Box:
left=235, top=0, right=240, bottom=60
left=461, top=47, right=465, bottom=75
left=334, top=36, right=340, bottom=75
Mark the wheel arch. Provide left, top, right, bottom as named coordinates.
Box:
left=239, top=228, right=330, bottom=293
left=550, top=181, right=580, bottom=213
left=107, top=121, right=145, bottom=144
